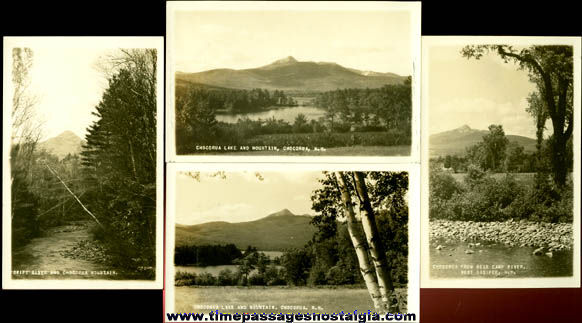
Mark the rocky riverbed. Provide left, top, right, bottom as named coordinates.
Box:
left=430, top=220, right=573, bottom=251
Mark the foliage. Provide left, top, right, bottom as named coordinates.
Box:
left=429, top=167, right=573, bottom=223
left=304, top=171, right=409, bottom=287
left=313, top=81, right=412, bottom=135
left=174, top=244, right=242, bottom=266
left=81, top=49, right=157, bottom=272
left=462, top=45, right=573, bottom=187
left=175, top=81, right=411, bottom=153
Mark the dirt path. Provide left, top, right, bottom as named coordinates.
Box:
left=12, top=220, right=117, bottom=280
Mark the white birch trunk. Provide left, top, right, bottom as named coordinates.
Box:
left=334, top=171, right=383, bottom=311
left=353, top=172, right=399, bottom=313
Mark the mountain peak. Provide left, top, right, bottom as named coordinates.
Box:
left=39, top=130, right=84, bottom=159
left=267, top=208, right=295, bottom=218
left=455, top=125, right=472, bottom=133
left=272, top=56, right=298, bottom=64
left=55, top=130, right=82, bottom=140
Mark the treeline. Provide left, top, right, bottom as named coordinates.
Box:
left=312, top=79, right=411, bottom=134
left=175, top=244, right=242, bottom=266
left=434, top=125, right=573, bottom=174
left=175, top=85, right=296, bottom=115
left=80, top=49, right=158, bottom=275
left=175, top=80, right=412, bottom=153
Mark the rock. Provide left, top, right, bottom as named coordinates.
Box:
left=545, top=252, right=553, bottom=257
left=465, top=249, right=474, bottom=254
left=436, top=245, right=444, bottom=250
left=533, top=247, right=544, bottom=256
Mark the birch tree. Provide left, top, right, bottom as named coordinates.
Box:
left=353, top=172, right=399, bottom=313
left=334, top=171, right=384, bottom=311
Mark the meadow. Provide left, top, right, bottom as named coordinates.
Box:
left=174, top=286, right=408, bottom=314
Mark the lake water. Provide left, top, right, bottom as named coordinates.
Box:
left=215, top=106, right=326, bottom=124
left=430, top=241, right=573, bottom=278
left=175, top=251, right=284, bottom=276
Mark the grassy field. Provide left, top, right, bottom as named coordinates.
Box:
left=221, top=145, right=411, bottom=156
left=174, top=286, right=407, bottom=314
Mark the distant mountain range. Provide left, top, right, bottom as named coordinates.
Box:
left=176, top=56, right=407, bottom=92
left=176, top=208, right=317, bottom=251
left=430, top=125, right=537, bottom=157
left=38, top=131, right=84, bottom=159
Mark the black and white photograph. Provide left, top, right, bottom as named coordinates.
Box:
left=421, top=37, right=580, bottom=288
left=165, top=164, right=420, bottom=319
left=166, top=1, right=420, bottom=162
left=2, top=37, right=164, bottom=289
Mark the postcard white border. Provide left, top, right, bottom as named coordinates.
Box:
left=420, top=36, right=581, bottom=288
left=165, top=1, right=421, bottom=165
left=2, top=36, right=164, bottom=289
left=164, top=163, right=420, bottom=322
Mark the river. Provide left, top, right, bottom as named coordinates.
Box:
left=430, top=241, right=573, bottom=278
left=11, top=221, right=113, bottom=279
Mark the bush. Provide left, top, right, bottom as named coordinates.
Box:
left=195, top=272, right=217, bottom=286
left=264, top=266, right=286, bottom=286
left=248, top=273, right=266, bottom=286
left=175, top=272, right=197, bottom=286
left=217, top=269, right=238, bottom=286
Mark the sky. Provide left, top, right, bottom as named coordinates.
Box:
left=24, top=46, right=114, bottom=141
left=175, top=171, right=324, bottom=225
left=428, top=45, right=541, bottom=138
left=173, top=10, right=412, bottom=75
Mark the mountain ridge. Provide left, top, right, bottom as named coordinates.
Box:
left=176, top=57, right=407, bottom=92
left=430, top=125, right=537, bottom=157
left=176, top=208, right=316, bottom=251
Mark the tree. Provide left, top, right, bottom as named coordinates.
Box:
left=462, top=45, right=573, bottom=186
left=334, top=172, right=384, bottom=311
left=11, top=47, right=42, bottom=248
left=353, top=172, right=397, bottom=312
left=330, top=172, right=403, bottom=313
left=482, top=125, right=509, bottom=171
left=81, top=48, right=157, bottom=273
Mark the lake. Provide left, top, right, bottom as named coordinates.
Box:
left=175, top=251, right=284, bottom=276
left=430, top=241, right=573, bottom=278
left=215, top=106, right=326, bottom=124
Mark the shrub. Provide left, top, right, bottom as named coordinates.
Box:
left=195, top=272, right=217, bottom=286
left=175, top=272, right=197, bottom=286
left=217, top=269, right=238, bottom=286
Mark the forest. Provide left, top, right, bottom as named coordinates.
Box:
left=174, top=79, right=411, bottom=154
left=10, top=48, right=158, bottom=279
left=175, top=171, right=409, bottom=313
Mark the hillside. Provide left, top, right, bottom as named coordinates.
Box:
left=175, top=208, right=317, bottom=251
left=430, top=125, right=537, bottom=157
left=176, top=56, right=407, bottom=92
left=38, top=131, right=84, bottom=159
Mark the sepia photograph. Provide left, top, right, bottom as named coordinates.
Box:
left=166, top=1, right=420, bottom=162
left=2, top=37, right=164, bottom=289
left=421, top=37, right=580, bottom=288
left=165, top=164, right=420, bottom=319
